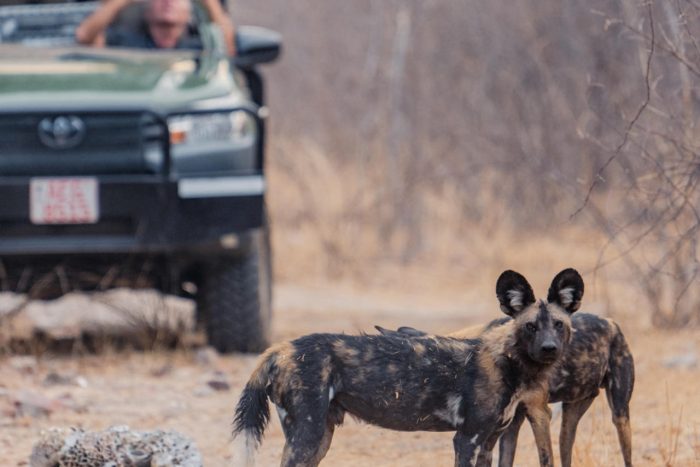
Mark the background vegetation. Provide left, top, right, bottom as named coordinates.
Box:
left=235, top=0, right=700, bottom=327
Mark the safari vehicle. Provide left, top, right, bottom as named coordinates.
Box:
left=0, top=0, right=281, bottom=352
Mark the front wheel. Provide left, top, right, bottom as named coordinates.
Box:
left=196, top=232, right=272, bottom=353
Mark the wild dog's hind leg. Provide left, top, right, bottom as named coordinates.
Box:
left=454, top=432, right=482, bottom=467
left=605, top=338, right=634, bottom=467
left=559, top=396, right=595, bottom=467
left=606, top=384, right=633, bottom=467
left=475, top=444, right=493, bottom=467
left=279, top=399, right=341, bottom=467
left=611, top=413, right=632, bottom=467
left=280, top=418, right=332, bottom=467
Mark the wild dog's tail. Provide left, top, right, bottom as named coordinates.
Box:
left=605, top=322, right=635, bottom=467
left=232, top=348, right=277, bottom=466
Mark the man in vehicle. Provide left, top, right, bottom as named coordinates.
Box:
left=75, top=0, right=236, bottom=56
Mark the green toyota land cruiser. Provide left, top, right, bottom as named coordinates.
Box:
left=0, top=0, right=281, bottom=353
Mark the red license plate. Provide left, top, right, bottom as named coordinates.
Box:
left=30, top=178, right=99, bottom=224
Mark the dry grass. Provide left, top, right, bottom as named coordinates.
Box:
left=267, top=138, right=656, bottom=326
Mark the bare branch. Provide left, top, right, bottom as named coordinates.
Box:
left=571, top=1, right=656, bottom=220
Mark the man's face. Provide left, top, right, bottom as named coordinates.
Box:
left=146, top=0, right=191, bottom=49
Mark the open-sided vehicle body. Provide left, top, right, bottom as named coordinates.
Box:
left=0, top=0, right=281, bottom=352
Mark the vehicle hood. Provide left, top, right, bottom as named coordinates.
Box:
left=0, top=45, right=242, bottom=113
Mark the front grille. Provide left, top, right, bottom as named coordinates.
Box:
left=0, top=112, right=166, bottom=176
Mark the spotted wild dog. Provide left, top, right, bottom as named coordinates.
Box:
left=232, top=268, right=584, bottom=467
left=378, top=300, right=634, bottom=467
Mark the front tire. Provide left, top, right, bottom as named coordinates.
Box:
left=197, top=232, right=272, bottom=353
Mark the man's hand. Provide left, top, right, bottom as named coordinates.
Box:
left=75, top=0, right=136, bottom=47
left=200, top=0, right=236, bottom=56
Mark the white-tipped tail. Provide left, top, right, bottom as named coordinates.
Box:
left=231, top=431, right=257, bottom=467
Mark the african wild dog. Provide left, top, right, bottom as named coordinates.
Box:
left=378, top=305, right=634, bottom=467
left=232, top=268, right=584, bottom=467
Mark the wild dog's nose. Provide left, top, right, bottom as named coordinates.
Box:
left=541, top=341, right=558, bottom=353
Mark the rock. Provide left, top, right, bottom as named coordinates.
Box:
left=30, top=425, right=202, bottom=467
left=12, top=391, right=62, bottom=418
left=42, top=372, right=88, bottom=388
left=9, top=356, right=38, bottom=375
left=205, top=371, right=230, bottom=391
left=206, top=379, right=230, bottom=391
left=54, top=393, right=87, bottom=414
left=2, top=290, right=195, bottom=343
left=193, top=347, right=219, bottom=367
left=150, top=364, right=173, bottom=378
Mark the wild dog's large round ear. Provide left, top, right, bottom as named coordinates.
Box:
left=496, top=270, right=536, bottom=317
left=547, top=268, right=584, bottom=313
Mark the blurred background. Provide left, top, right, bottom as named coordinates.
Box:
left=2, top=0, right=700, bottom=465
left=237, top=0, right=700, bottom=329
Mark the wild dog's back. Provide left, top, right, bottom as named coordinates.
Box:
left=284, top=332, right=482, bottom=431
left=232, top=332, right=483, bottom=466
left=549, top=313, right=634, bottom=402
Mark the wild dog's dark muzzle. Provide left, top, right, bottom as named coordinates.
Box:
left=532, top=338, right=561, bottom=364
left=540, top=341, right=558, bottom=354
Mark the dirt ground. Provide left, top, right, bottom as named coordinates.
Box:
left=1, top=282, right=699, bottom=467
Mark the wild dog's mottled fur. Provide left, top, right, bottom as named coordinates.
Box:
left=495, top=314, right=634, bottom=467
left=232, top=269, right=584, bottom=467
left=379, top=313, right=634, bottom=467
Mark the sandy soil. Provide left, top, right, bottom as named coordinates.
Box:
left=1, top=282, right=699, bottom=466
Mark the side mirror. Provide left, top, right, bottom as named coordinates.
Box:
left=234, top=26, right=282, bottom=68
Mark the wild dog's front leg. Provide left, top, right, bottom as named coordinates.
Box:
left=498, top=405, right=527, bottom=467
left=454, top=432, right=482, bottom=467
left=525, top=401, right=554, bottom=467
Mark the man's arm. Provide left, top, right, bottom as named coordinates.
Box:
left=201, top=0, right=236, bottom=56
left=75, top=0, right=133, bottom=47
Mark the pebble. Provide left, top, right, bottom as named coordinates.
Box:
left=9, top=356, right=38, bottom=375
left=12, top=391, right=60, bottom=418
left=42, top=372, right=88, bottom=388
left=205, top=371, right=230, bottom=391
left=206, top=379, right=230, bottom=391
left=193, top=347, right=219, bottom=367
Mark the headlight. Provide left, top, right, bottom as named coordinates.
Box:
left=167, top=111, right=256, bottom=146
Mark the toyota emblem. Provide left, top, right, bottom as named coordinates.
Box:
left=38, top=116, right=86, bottom=149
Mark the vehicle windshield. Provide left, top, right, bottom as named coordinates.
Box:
left=0, top=1, right=98, bottom=47
left=0, top=1, right=203, bottom=52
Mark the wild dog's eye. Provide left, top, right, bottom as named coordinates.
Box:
left=526, top=323, right=537, bottom=333
left=554, top=320, right=564, bottom=330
